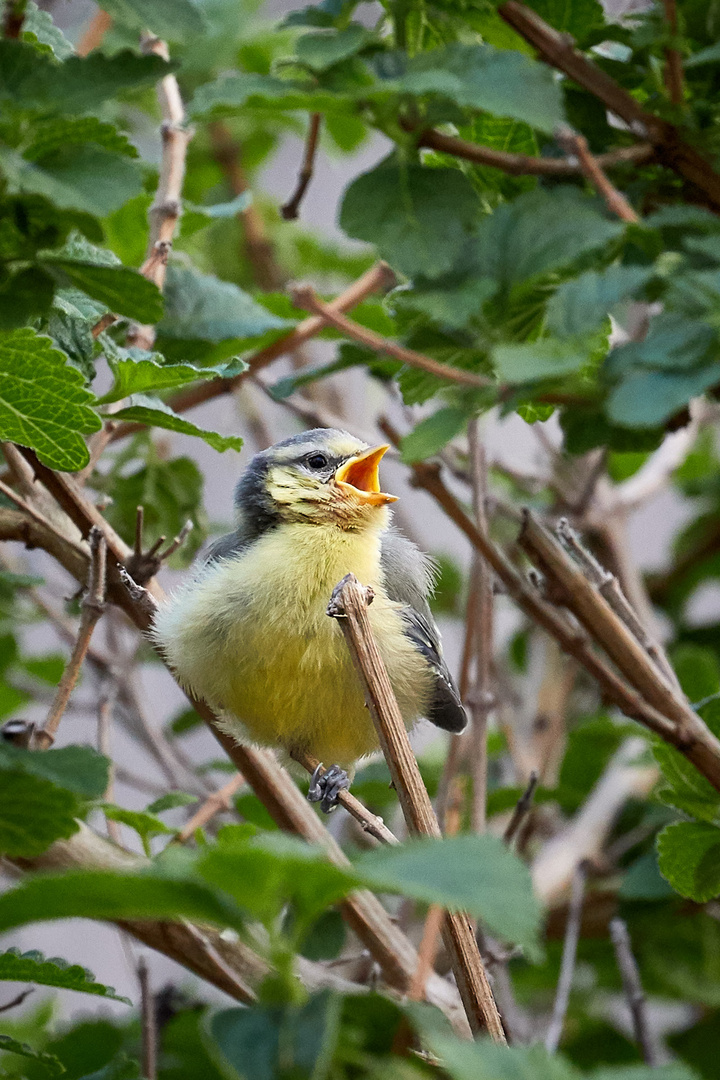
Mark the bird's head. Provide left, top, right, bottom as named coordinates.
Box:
left=234, top=429, right=398, bottom=534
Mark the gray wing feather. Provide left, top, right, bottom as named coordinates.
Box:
left=381, top=529, right=467, bottom=734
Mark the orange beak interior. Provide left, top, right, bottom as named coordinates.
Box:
left=334, top=445, right=398, bottom=506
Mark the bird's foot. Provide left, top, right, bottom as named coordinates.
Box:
left=308, top=762, right=351, bottom=813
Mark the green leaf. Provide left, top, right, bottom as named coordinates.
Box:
left=158, top=265, right=290, bottom=342
left=22, top=2, right=74, bottom=59
left=0, top=948, right=130, bottom=1004
left=146, top=792, right=198, bottom=814
left=0, top=770, right=81, bottom=857
left=185, top=191, right=253, bottom=219
left=475, top=188, right=623, bottom=290
left=95, top=0, right=207, bottom=43
left=110, top=395, right=244, bottom=454
left=494, top=338, right=592, bottom=383
left=0, top=328, right=101, bottom=471
left=607, top=313, right=716, bottom=374
left=102, top=805, right=175, bottom=853
left=391, top=276, right=497, bottom=330
left=340, top=158, right=480, bottom=279
left=425, top=1036, right=581, bottom=1080
left=0, top=145, right=143, bottom=218
left=0, top=1034, right=64, bottom=1076
left=0, top=866, right=246, bottom=935
left=0, top=743, right=110, bottom=798
left=547, top=265, right=652, bottom=338
left=295, top=25, right=373, bottom=71
left=400, top=407, right=469, bottom=463
left=355, top=834, right=542, bottom=953
left=26, top=116, right=138, bottom=161
left=522, top=0, right=605, bottom=44
left=42, top=260, right=163, bottom=323
left=0, top=41, right=174, bottom=113
left=97, top=353, right=248, bottom=405
left=188, top=73, right=343, bottom=120
left=392, top=43, right=566, bottom=134
left=607, top=366, right=720, bottom=429
left=210, top=994, right=340, bottom=1080
left=0, top=267, right=55, bottom=330
left=657, top=821, right=720, bottom=902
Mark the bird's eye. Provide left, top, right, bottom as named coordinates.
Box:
left=306, top=453, right=328, bottom=470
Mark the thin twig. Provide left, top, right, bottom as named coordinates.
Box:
left=125, top=506, right=193, bottom=585
left=0, top=988, right=34, bottom=1013
left=76, top=9, right=112, bottom=55
left=327, top=574, right=506, bottom=1041
left=175, top=774, right=244, bottom=844
left=503, top=771, right=539, bottom=846
left=107, top=262, right=396, bottom=443
left=282, top=113, right=322, bottom=220
left=545, top=862, right=588, bottom=1053
left=291, top=751, right=399, bottom=846
left=138, top=957, right=157, bottom=1080
left=556, top=518, right=679, bottom=690
left=610, top=917, right=660, bottom=1066
left=291, top=285, right=492, bottom=389
left=555, top=128, right=639, bottom=224
left=467, top=421, right=493, bottom=833
left=662, top=0, right=684, bottom=106
left=417, top=128, right=654, bottom=177
left=36, top=528, right=107, bottom=750
left=498, top=1, right=720, bottom=212
left=97, top=682, right=122, bottom=843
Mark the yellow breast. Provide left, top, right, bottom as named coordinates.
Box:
left=154, top=524, right=433, bottom=766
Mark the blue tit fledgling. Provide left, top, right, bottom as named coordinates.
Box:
left=153, top=429, right=467, bottom=810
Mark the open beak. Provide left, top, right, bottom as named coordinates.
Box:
left=334, top=445, right=398, bottom=506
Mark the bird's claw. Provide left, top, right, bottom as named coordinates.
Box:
left=308, top=762, right=351, bottom=813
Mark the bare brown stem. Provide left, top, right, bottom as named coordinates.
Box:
left=107, top=262, right=396, bottom=443
left=327, top=574, right=506, bottom=1041
left=503, top=771, right=539, bottom=846
left=138, top=957, right=157, bottom=1080
left=610, top=917, right=660, bottom=1066
left=292, top=285, right=492, bottom=389
left=467, top=421, right=493, bottom=833
left=545, top=862, right=588, bottom=1053
left=498, top=1, right=720, bottom=213
left=76, top=9, right=112, bottom=55
left=555, top=128, right=639, bottom=224
left=662, top=0, right=684, bottom=106
left=175, top=774, right=244, bottom=843
left=0, top=988, right=34, bottom=1013
left=36, top=527, right=107, bottom=750
left=291, top=750, right=399, bottom=846
left=282, top=113, right=322, bottom=220
left=417, top=129, right=653, bottom=177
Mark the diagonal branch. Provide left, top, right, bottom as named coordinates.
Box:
left=498, top=1, right=720, bottom=213
left=545, top=861, right=588, bottom=1053
left=35, top=527, right=107, bottom=750
left=610, top=917, right=661, bottom=1065
left=282, top=113, right=322, bottom=220
left=291, top=285, right=492, bottom=389
left=555, top=128, right=640, bottom=223
left=327, top=574, right=506, bottom=1041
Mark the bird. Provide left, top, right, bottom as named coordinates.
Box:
left=153, top=428, right=467, bottom=811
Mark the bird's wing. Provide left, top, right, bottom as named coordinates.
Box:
left=381, top=529, right=467, bottom=734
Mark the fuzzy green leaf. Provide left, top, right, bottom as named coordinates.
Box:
left=0, top=770, right=81, bottom=857
left=0, top=742, right=110, bottom=799
left=425, top=1038, right=580, bottom=1080
left=97, top=353, right=248, bottom=405
left=0, top=1034, right=65, bottom=1076
left=0, top=948, right=130, bottom=1004
left=340, top=159, right=480, bottom=279
left=295, top=25, right=373, bottom=71
left=146, top=792, right=199, bottom=814
left=400, top=407, right=470, bottom=463
left=95, top=0, right=206, bottom=42
left=494, top=338, right=591, bottom=383
left=22, top=2, right=74, bottom=59
left=42, top=260, right=163, bottom=322
left=110, top=395, right=244, bottom=454
left=158, top=265, right=289, bottom=342
left=657, top=821, right=720, bottom=902
left=607, top=367, right=720, bottom=429
left=0, top=328, right=101, bottom=471
left=547, top=265, right=652, bottom=338
left=0, top=145, right=143, bottom=218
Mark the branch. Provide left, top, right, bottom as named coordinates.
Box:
left=545, top=862, right=588, bottom=1053
left=281, top=113, right=322, bottom=220
left=291, top=751, right=399, bottom=846
left=418, top=128, right=654, bottom=177
left=498, top=1, right=720, bottom=213
left=662, top=0, right=684, bottom=106
left=610, top=917, right=661, bottom=1066
left=291, top=285, right=492, bottom=389
left=555, top=128, right=639, bottom=223
left=107, top=262, right=396, bottom=443
left=175, top=773, right=244, bottom=844
left=138, top=958, right=157, bottom=1080
left=35, top=527, right=106, bottom=750
left=503, top=771, right=539, bottom=846
left=327, top=574, right=506, bottom=1041
left=376, top=424, right=684, bottom=747
left=0, top=988, right=34, bottom=1013
left=125, top=506, right=193, bottom=585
